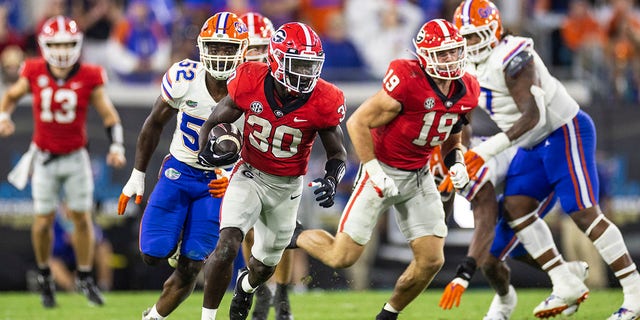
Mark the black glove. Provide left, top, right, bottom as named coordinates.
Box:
left=313, top=177, right=336, bottom=208
left=197, top=138, right=240, bottom=167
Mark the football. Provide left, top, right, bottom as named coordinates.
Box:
left=210, top=123, right=242, bottom=156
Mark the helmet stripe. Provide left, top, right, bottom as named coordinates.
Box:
left=462, top=0, right=472, bottom=26
left=434, top=19, right=450, bottom=38
left=297, top=22, right=313, bottom=48
left=246, top=13, right=255, bottom=36
left=216, top=12, right=229, bottom=33
left=56, top=16, right=68, bottom=36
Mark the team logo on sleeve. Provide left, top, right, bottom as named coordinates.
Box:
left=250, top=101, right=263, bottom=113
left=424, top=97, right=435, bottom=110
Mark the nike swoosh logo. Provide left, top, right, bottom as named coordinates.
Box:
left=290, top=194, right=301, bottom=200
left=460, top=106, right=472, bottom=111
left=293, top=117, right=307, bottom=122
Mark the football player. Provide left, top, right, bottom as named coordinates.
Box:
left=453, top=0, right=640, bottom=319
left=239, top=11, right=295, bottom=320
left=117, top=12, right=248, bottom=320
left=197, top=22, right=348, bottom=320
left=288, top=19, right=480, bottom=320
left=0, top=15, right=125, bottom=308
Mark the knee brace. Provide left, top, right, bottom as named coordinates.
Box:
left=592, top=217, right=630, bottom=267
left=513, top=217, right=555, bottom=259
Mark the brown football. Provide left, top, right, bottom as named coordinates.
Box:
left=210, top=123, right=242, bottom=156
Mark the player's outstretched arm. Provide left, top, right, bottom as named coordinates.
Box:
left=118, top=96, right=176, bottom=215
left=0, top=76, right=29, bottom=137
left=91, top=85, right=126, bottom=168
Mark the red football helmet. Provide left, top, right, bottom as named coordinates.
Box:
left=198, top=12, right=249, bottom=80
left=267, top=22, right=324, bottom=94
left=413, top=19, right=466, bottom=80
left=240, top=12, right=275, bottom=62
left=38, top=16, right=83, bottom=68
left=453, top=0, right=503, bottom=63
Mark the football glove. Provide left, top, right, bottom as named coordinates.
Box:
left=439, top=256, right=477, bottom=310
left=363, top=159, right=398, bottom=198
left=311, top=177, right=337, bottom=208
left=197, top=137, right=240, bottom=167
left=465, top=132, right=511, bottom=179
left=438, top=175, right=454, bottom=193
left=118, top=169, right=145, bottom=215
left=439, top=277, right=469, bottom=310
left=448, top=162, right=469, bottom=189
left=208, top=169, right=230, bottom=198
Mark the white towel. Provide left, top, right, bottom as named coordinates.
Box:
left=8, top=143, right=36, bottom=190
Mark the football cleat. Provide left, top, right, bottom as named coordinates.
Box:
left=375, top=308, right=398, bottom=320
left=77, top=277, right=105, bottom=306
left=142, top=308, right=161, bottom=320
left=286, top=220, right=304, bottom=249
left=251, top=284, right=273, bottom=320
left=230, top=268, right=254, bottom=320
left=274, top=284, right=293, bottom=320
left=533, top=289, right=589, bottom=319
left=607, top=308, right=640, bottom=320
left=36, top=274, right=57, bottom=308
left=483, top=285, right=517, bottom=320
left=562, top=261, right=590, bottom=316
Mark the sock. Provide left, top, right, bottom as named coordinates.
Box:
left=146, top=305, right=166, bottom=320
left=620, top=271, right=640, bottom=308
left=275, top=283, right=288, bottom=298
left=241, top=274, right=256, bottom=293
left=78, top=270, right=92, bottom=281
left=499, top=285, right=516, bottom=304
left=383, top=303, right=399, bottom=313
left=201, top=307, right=217, bottom=320
left=77, top=265, right=92, bottom=273
left=39, top=267, right=51, bottom=278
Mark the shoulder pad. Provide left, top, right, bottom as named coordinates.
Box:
left=163, top=59, right=198, bottom=100
left=504, top=50, right=533, bottom=78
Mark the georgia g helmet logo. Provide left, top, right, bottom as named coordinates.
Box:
left=272, top=29, right=286, bottom=43
left=416, top=29, right=426, bottom=43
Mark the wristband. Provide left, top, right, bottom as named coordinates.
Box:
left=472, top=132, right=510, bottom=160
left=325, top=158, right=346, bottom=184
left=455, top=256, right=477, bottom=281
left=0, top=112, right=10, bottom=122
left=444, top=148, right=464, bottom=170
left=105, top=123, right=124, bottom=145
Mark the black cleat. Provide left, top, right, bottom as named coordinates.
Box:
left=251, top=284, right=273, bottom=320
left=36, top=274, right=57, bottom=308
left=286, top=220, right=304, bottom=249
left=274, top=284, right=293, bottom=320
left=375, top=308, right=398, bottom=320
left=230, top=268, right=254, bottom=320
left=77, top=277, right=105, bottom=306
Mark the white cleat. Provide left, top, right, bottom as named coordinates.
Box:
left=484, top=285, right=517, bottom=320
left=533, top=289, right=589, bottom=319
left=562, top=261, right=590, bottom=316
left=607, top=308, right=640, bottom=320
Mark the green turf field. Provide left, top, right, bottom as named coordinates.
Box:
left=0, top=288, right=623, bottom=319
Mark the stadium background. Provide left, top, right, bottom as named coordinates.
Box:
left=1, top=0, right=640, bottom=296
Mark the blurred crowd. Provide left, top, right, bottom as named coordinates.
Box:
left=0, top=0, right=634, bottom=104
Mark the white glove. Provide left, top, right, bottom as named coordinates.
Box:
left=118, top=169, right=145, bottom=215
left=363, top=159, right=399, bottom=198
left=448, top=162, right=469, bottom=189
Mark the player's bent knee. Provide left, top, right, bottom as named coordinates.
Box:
left=176, top=258, right=203, bottom=281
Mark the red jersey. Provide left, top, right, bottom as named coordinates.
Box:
left=21, top=58, right=106, bottom=154
left=228, top=62, right=346, bottom=176
left=373, top=59, right=480, bottom=170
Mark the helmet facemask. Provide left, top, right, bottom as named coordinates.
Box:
left=38, top=37, right=82, bottom=68
left=198, top=37, right=247, bottom=80
left=271, top=49, right=324, bottom=93
left=458, top=19, right=500, bottom=63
